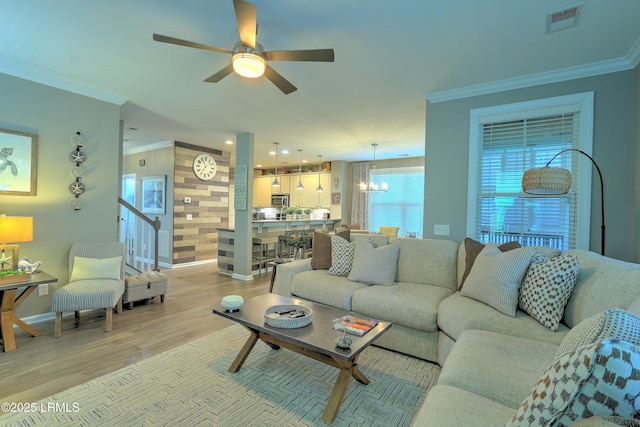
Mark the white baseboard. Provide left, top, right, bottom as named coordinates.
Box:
left=231, top=273, right=255, bottom=281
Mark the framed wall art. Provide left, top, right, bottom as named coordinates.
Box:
left=141, top=175, right=166, bottom=215
left=0, top=128, right=38, bottom=196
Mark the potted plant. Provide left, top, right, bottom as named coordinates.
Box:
left=304, top=208, right=312, bottom=219
left=285, top=207, right=296, bottom=220
left=294, top=207, right=303, bottom=219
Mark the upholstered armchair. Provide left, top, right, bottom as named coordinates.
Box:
left=51, top=242, right=126, bottom=337
left=379, top=226, right=399, bottom=237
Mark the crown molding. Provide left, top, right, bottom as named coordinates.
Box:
left=627, top=37, right=640, bottom=68
left=124, top=140, right=174, bottom=155
left=426, top=56, right=635, bottom=103
left=0, top=61, right=128, bottom=106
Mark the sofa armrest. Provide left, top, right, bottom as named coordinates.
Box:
left=273, top=258, right=313, bottom=296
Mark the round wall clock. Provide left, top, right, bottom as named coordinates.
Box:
left=193, top=153, right=217, bottom=181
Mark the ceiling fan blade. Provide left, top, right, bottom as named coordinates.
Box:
left=233, top=0, right=257, bottom=49
left=264, top=65, right=297, bottom=94
left=204, top=64, right=235, bottom=83
left=265, top=49, right=335, bottom=62
left=153, top=33, right=233, bottom=54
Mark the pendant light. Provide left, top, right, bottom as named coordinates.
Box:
left=316, top=155, right=324, bottom=192
left=296, top=149, right=304, bottom=190
left=272, top=142, right=280, bottom=187
left=360, top=143, right=388, bottom=193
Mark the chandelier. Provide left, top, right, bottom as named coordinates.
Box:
left=360, top=143, right=388, bottom=193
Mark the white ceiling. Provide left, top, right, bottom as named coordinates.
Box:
left=1, top=0, right=639, bottom=169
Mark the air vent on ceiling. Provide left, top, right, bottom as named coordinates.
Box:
left=546, top=4, right=582, bottom=34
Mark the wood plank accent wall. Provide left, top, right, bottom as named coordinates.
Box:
left=173, top=141, right=230, bottom=265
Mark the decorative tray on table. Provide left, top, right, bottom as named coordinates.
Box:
left=264, top=304, right=313, bottom=328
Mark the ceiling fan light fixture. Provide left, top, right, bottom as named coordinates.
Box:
left=232, top=52, right=265, bottom=78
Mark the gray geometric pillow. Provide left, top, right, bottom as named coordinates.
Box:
left=518, top=252, right=579, bottom=331
left=507, top=339, right=640, bottom=426
left=328, top=235, right=356, bottom=277
left=556, top=308, right=640, bottom=357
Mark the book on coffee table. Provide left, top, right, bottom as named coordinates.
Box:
left=333, top=315, right=379, bottom=336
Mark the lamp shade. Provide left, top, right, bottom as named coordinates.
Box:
left=0, top=215, right=33, bottom=243
left=522, top=166, right=571, bottom=195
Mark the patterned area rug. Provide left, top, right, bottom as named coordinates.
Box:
left=2, top=324, right=440, bottom=426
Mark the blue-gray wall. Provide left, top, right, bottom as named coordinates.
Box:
left=1, top=73, right=122, bottom=317
left=424, top=69, right=638, bottom=262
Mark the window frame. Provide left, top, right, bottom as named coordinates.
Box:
left=467, top=92, right=594, bottom=250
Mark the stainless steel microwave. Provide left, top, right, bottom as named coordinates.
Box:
left=271, top=193, right=289, bottom=208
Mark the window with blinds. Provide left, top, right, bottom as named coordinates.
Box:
left=369, top=166, right=424, bottom=237
left=468, top=92, right=594, bottom=251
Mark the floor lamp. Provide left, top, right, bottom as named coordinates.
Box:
left=521, top=148, right=605, bottom=255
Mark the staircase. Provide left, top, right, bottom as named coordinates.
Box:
left=118, top=197, right=168, bottom=309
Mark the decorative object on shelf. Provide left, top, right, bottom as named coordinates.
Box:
left=316, top=155, right=324, bottom=192
left=221, top=295, right=244, bottom=312
left=264, top=304, right=313, bottom=328
left=360, top=143, right=388, bottom=193
left=17, top=257, right=42, bottom=273
left=272, top=142, right=280, bottom=187
left=522, top=148, right=605, bottom=255
left=141, top=175, right=167, bottom=215
left=0, top=214, right=33, bottom=270
left=296, top=149, right=304, bottom=190
left=193, top=152, right=217, bottom=181
left=68, top=131, right=87, bottom=210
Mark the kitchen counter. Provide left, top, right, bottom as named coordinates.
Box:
left=217, top=219, right=341, bottom=276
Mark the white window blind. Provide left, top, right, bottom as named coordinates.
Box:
left=468, top=92, right=594, bottom=251
left=369, top=166, right=424, bottom=237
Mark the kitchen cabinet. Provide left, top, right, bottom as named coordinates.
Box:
left=253, top=173, right=330, bottom=208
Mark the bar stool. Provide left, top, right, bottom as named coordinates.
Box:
left=252, top=236, right=279, bottom=277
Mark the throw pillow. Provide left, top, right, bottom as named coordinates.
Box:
left=460, top=245, right=534, bottom=317
left=556, top=308, right=640, bottom=357
left=507, top=339, right=640, bottom=426
left=518, top=251, right=580, bottom=331
left=459, top=237, right=521, bottom=289
left=347, top=239, right=400, bottom=286
left=310, top=229, right=350, bottom=270
left=69, top=256, right=122, bottom=282
left=328, top=235, right=356, bottom=277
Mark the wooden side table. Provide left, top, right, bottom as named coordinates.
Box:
left=0, top=271, right=58, bottom=351
left=268, top=258, right=292, bottom=293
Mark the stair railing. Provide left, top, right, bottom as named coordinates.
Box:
left=117, top=197, right=161, bottom=272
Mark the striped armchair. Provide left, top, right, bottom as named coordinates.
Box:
left=51, top=242, right=126, bottom=337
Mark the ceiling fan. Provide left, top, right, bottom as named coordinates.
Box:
left=152, top=0, right=335, bottom=94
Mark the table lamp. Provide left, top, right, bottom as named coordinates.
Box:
left=522, top=148, right=605, bottom=255
left=0, top=214, right=33, bottom=270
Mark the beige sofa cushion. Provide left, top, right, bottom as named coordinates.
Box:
left=411, top=384, right=515, bottom=427
left=391, top=238, right=459, bottom=290
left=460, top=245, right=534, bottom=316
left=438, top=292, right=569, bottom=345
left=290, top=270, right=368, bottom=310
left=351, top=282, right=454, bottom=332
left=437, top=330, right=558, bottom=409
left=563, top=250, right=640, bottom=328
left=348, top=239, right=400, bottom=286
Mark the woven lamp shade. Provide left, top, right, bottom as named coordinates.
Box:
left=522, top=166, right=572, bottom=195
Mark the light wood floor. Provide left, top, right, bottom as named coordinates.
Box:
left=0, top=264, right=271, bottom=405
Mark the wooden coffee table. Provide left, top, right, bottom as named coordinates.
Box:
left=212, top=293, right=392, bottom=423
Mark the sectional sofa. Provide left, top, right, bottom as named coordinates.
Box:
left=273, top=234, right=640, bottom=425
